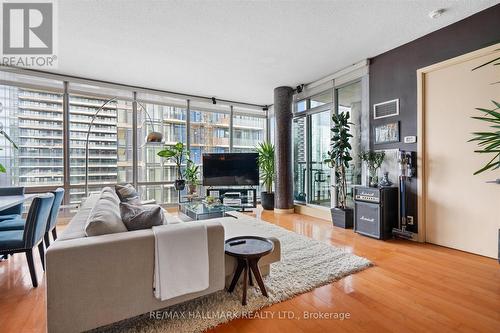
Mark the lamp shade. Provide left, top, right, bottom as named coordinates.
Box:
left=147, top=131, right=163, bottom=143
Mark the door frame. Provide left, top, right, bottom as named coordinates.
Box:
left=416, top=43, right=500, bottom=243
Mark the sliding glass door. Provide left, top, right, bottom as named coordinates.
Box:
left=293, top=117, right=306, bottom=203
left=292, top=78, right=365, bottom=209
left=336, top=81, right=362, bottom=207
left=309, top=111, right=331, bottom=206
left=292, top=90, right=332, bottom=207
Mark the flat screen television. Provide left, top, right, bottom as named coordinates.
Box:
left=202, top=153, right=259, bottom=186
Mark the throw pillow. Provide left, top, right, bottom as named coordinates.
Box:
left=115, top=184, right=141, bottom=205
left=85, top=194, right=128, bottom=236
left=120, top=202, right=166, bottom=231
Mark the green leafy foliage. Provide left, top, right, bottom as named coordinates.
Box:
left=359, top=150, right=385, bottom=174
left=470, top=50, right=500, bottom=176
left=0, top=129, right=18, bottom=173
left=324, top=112, right=353, bottom=209
left=157, top=142, right=190, bottom=179
left=185, top=161, right=200, bottom=185
left=468, top=101, right=500, bottom=174
left=255, top=142, right=275, bottom=193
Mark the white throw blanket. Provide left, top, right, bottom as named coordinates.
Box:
left=152, top=223, right=209, bottom=301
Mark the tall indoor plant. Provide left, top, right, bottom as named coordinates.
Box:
left=157, top=142, right=190, bottom=190
left=325, top=111, right=353, bottom=228
left=359, top=150, right=385, bottom=187
left=256, top=142, right=275, bottom=210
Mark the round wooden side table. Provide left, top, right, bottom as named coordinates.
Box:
left=225, top=236, right=274, bottom=305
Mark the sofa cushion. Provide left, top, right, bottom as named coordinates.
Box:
left=115, top=184, right=141, bottom=205
left=58, top=194, right=99, bottom=241
left=101, top=186, right=121, bottom=206
left=85, top=191, right=127, bottom=237
left=120, top=202, right=165, bottom=231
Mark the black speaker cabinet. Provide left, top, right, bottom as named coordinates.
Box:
left=354, top=186, right=398, bottom=240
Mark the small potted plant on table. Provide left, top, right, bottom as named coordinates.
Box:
left=256, top=142, right=275, bottom=210
left=157, top=142, right=190, bottom=191
left=325, top=111, right=353, bottom=228
left=185, top=161, right=200, bottom=195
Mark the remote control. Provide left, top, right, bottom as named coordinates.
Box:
left=229, top=240, right=246, bottom=246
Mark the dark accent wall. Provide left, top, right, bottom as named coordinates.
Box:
left=369, top=4, right=500, bottom=232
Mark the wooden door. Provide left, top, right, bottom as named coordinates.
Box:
left=422, top=46, right=500, bottom=258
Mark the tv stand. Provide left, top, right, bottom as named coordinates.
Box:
left=206, top=188, right=257, bottom=211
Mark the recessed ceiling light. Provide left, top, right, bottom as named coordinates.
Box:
left=429, top=9, right=445, bottom=19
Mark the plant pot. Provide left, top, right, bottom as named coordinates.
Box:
left=174, top=179, right=185, bottom=191
left=188, top=184, right=197, bottom=195
left=261, top=192, right=275, bottom=210
left=330, top=207, right=353, bottom=229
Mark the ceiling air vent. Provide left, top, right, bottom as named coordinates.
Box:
left=373, top=99, right=399, bottom=119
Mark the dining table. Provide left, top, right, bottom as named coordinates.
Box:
left=0, top=193, right=37, bottom=212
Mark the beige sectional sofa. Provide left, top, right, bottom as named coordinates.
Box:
left=46, top=189, right=280, bottom=333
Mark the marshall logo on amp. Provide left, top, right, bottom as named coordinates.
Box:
left=360, top=216, right=375, bottom=223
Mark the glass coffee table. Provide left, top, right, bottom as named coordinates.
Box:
left=178, top=202, right=238, bottom=221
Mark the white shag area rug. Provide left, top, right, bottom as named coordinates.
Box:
left=93, top=213, right=371, bottom=333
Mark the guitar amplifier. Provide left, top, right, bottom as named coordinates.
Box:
left=354, top=186, right=398, bottom=240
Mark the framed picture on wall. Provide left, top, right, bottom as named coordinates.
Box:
left=374, top=121, right=400, bottom=144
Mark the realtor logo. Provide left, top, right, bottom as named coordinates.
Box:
left=3, top=2, right=53, bottom=54
left=1, top=0, right=57, bottom=67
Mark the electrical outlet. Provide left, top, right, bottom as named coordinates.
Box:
left=407, top=216, right=414, bottom=225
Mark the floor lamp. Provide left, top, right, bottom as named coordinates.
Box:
left=84, top=97, right=163, bottom=197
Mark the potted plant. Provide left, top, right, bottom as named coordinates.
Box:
left=157, top=142, right=189, bottom=191
left=256, top=142, right=275, bottom=210
left=324, top=111, right=353, bottom=228
left=185, top=160, right=200, bottom=195
left=359, top=150, right=385, bottom=187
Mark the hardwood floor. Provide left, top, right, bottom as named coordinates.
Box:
left=1, top=209, right=499, bottom=333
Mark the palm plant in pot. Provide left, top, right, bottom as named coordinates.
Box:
left=157, top=142, right=189, bottom=191
left=256, top=142, right=275, bottom=210
left=185, top=160, right=200, bottom=195
left=324, top=111, right=354, bottom=228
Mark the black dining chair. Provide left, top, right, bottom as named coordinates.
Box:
left=43, top=188, right=64, bottom=247
left=0, top=193, right=54, bottom=287
left=0, top=186, right=25, bottom=221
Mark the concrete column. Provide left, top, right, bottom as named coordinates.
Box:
left=274, top=86, right=294, bottom=213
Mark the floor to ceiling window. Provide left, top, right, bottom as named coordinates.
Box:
left=232, top=107, right=266, bottom=153
left=293, top=117, right=307, bottom=203
left=309, top=111, right=331, bottom=206
left=292, top=78, right=365, bottom=209
left=0, top=68, right=267, bottom=207
left=190, top=101, right=231, bottom=165
left=136, top=93, right=187, bottom=204
left=0, top=72, right=64, bottom=188
left=292, top=89, right=332, bottom=207
left=68, top=83, right=133, bottom=204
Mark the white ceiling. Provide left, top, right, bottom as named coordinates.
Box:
left=56, top=0, right=499, bottom=105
